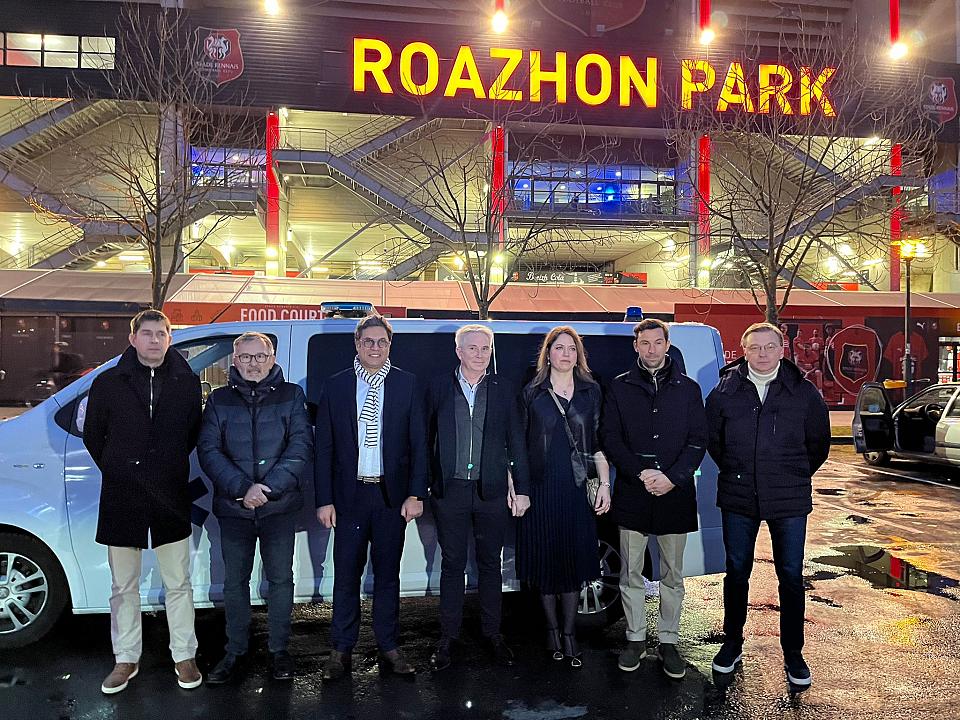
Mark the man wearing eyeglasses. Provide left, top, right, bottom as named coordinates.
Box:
left=198, top=332, right=313, bottom=684
left=314, top=315, right=428, bottom=680
left=705, top=322, right=830, bottom=688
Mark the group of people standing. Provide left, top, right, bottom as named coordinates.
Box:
left=83, top=309, right=830, bottom=696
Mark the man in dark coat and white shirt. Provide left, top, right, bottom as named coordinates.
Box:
left=424, top=324, right=530, bottom=672
left=198, top=332, right=313, bottom=684
left=705, top=321, right=830, bottom=687
left=600, top=318, right=707, bottom=680
left=314, top=314, right=429, bottom=680
left=83, top=309, right=203, bottom=694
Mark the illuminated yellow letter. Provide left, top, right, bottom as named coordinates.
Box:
left=619, top=56, right=657, bottom=108
left=758, top=64, right=794, bottom=114
left=353, top=37, right=393, bottom=93
left=530, top=50, right=568, bottom=103
left=489, top=47, right=523, bottom=101
left=716, top=62, right=755, bottom=113
left=444, top=45, right=485, bottom=99
left=399, top=41, right=439, bottom=96
left=575, top=53, right=612, bottom=106
left=800, top=66, right=837, bottom=117
left=680, top=59, right=715, bottom=110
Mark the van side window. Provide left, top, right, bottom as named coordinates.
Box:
left=56, top=334, right=276, bottom=436
left=306, top=332, right=459, bottom=404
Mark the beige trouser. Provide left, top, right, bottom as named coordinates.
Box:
left=619, top=527, right=687, bottom=643
left=107, top=538, right=198, bottom=664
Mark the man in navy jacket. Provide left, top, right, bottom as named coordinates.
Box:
left=706, top=321, right=830, bottom=688
left=314, top=315, right=428, bottom=680
left=198, top=332, right=313, bottom=684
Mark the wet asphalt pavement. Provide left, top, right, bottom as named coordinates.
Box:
left=4, top=446, right=960, bottom=720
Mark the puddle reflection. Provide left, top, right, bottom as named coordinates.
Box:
left=814, top=545, right=959, bottom=598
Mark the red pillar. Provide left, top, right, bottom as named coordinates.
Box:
left=697, top=135, right=711, bottom=256
left=889, top=0, right=902, bottom=290
left=696, top=0, right=711, bottom=260
left=491, top=124, right=506, bottom=250
left=266, top=111, right=281, bottom=262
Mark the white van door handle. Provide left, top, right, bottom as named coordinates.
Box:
left=12, top=463, right=45, bottom=469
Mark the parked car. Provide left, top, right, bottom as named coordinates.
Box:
left=0, top=319, right=725, bottom=648
left=852, top=381, right=960, bottom=467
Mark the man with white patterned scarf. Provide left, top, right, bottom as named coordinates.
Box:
left=314, top=314, right=429, bottom=680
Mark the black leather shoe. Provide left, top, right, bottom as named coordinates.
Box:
left=206, top=653, right=244, bottom=685
left=322, top=650, right=351, bottom=682
left=379, top=648, right=416, bottom=675
left=430, top=639, right=452, bottom=672
left=486, top=635, right=515, bottom=667
left=272, top=651, right=295, bottom=681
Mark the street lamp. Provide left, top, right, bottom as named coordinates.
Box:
left=897, top=239, right=928, bottom=396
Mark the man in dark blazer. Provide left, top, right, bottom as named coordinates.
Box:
left=600, top=318, right=707, bottom=680
left=314, top=314, right=428, bottom=680
left=83, top=309, right=203, bottom=694
left=424, top=325, right=530, bottom=672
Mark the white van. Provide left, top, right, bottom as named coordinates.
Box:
left=0, top=319, right=725, bottom=648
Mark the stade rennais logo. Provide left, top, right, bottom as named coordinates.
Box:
left=922, top=75, right=958, bottom=125
left=536, top=0, right=647, bottom=37
left=195, top=28, right=244, bottom=86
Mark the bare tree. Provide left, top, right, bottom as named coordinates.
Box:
left=350, top=101, right=650, bottom=319
left=667, top=24, right=938, bottom=323
left=16, top=5, right=259, bottom=308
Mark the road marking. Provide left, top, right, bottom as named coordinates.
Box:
left=823, top=459, right=960, bottom=492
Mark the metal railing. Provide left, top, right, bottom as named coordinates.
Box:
left=0, top=224, right=84, bottom=269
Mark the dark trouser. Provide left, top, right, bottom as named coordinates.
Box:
left=721, top=510, right=808, bottom=654
left=330, top=483, right=406, bottom=653
left=219, top=512, right=296, bottom=656
left=432, top=477, right=509, bottom=640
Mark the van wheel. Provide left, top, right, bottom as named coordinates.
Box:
left=0, top=533, right=69, bottom=649
left=863, top=451, right=890, bottom=467
left=576, top=537, right=624, bottom=629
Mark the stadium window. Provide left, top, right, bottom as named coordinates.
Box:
left=0, top=32, right=114, bottom=69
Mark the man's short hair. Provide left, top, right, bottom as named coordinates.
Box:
left=633, top=318, right=669, bottom=341
left=233, top=332, right=275, bottom=354
left=130, top=309, right=171, bottom=334
left=455, top=324, right=494, bottom=346
left=741, top=322, right=784, bottom=347
left=354, top=314, right=393, bottom=341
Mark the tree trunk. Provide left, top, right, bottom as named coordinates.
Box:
left=477, top=300, right=490, bottom=320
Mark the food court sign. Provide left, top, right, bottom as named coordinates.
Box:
left=352, top=38, right=838, bottom=117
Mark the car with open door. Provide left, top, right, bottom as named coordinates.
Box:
left=852, top=382, right=960, bottom=467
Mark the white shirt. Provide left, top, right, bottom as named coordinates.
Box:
left=457, top=366, right=486, bottom=415
left=748, top=363, right=780, bottom=403
left=356, top=374, right=384, bottom=476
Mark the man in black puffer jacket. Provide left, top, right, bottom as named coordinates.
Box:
left=705, top=322, right=830, bottom=688
left=198, top=332, right=313, bottom=684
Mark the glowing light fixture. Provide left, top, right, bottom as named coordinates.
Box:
left=890, top=41, right=908, bottom=60
left=264, top=0, right=280, bottom=16
left=266, top=246, right=279, bottom=258
left=699, top=27, right=715, bottom=45
left=492, top=0, right=508, bottom=33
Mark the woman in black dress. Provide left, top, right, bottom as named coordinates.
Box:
left=516, top=326, right=611, bottom=667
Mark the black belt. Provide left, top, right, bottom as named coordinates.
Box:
left=358, top=475, right=383, bottom=484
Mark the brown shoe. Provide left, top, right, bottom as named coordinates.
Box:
left=174, top=658, right=203, bottom=689
left=379, top=648, right=415, bottom=675
left=322, top=650, right=351, bottom=682
left=101, top=662, right=138, bottom=695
